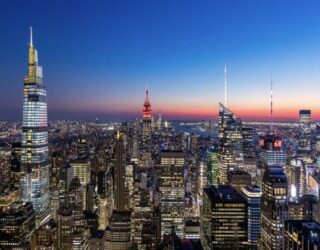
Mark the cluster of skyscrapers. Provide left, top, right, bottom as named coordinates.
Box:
left=1, top=29, right=320, bottom=250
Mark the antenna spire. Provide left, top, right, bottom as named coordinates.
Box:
left=224, top=64, right=227, bottom=107
left=270, top=72, right=274, bottom=131
left=30, top=26, right=33, bottom=47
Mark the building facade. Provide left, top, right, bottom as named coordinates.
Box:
left=20, top=27, right=50, bottom=226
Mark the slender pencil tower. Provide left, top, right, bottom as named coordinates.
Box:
left=21, top=27, right=50, bottom=226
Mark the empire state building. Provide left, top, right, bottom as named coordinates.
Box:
left=20, top=27, right=50, bottom=226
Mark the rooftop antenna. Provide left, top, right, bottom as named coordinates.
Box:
left=224, top=64, right=227, bottom=107
left=270, top=72, right=274, bottom=132
left=30, top=26, right=33, bottom=47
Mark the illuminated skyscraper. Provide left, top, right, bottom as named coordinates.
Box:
left=113, top=131, right=129, bottom=211
left=298, top=109, right=312, bottom=161
left=0, top=201, right=36, bottom=248
left=201, top=185, right=248, bottom=249
left=218, top=103, right=243, bottom=184
left=142, top=88, right=152, bottom=152
left=239, top=184, right=262, bottom=248
left=206, top=147, right=219, bottom=186
left=20, top=27, right=50, bottom=226
left=160, top=150, right=185, bottom=239
left=284, top=220, right=320, bottom=249
left=257, top=134, right=286, bottom=187
left=260, top=166, right=288, bottom=250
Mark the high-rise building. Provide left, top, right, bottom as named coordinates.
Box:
left=67, top=178, right=89, bottom=250
left=227, top=169, right=252, bottom=190
left=58, top=207, right=74, bottom=250
left=257, top=134, right=286, bottom=187
left=298, top=110, right=312, bottom=156
left=59, top=163, right=74, bottom=206
left=113, top=131, right=129, bottom=211
left=218, top=103, right=243, bottom=184
left=142, top=89, right=152, bottom=152
left=70, top=157, right=91, bottom=209
left=287, top=159, right=306, bottom=200
left=131, top=188, right=152, bottom=248
left=239, top=184, right=262, bottom=248
left=105, top=211, right=132, bottom=250
left=30, top=219, right=58, bottom=249
left=160, top=150, right=185, bottom=239
left=201, top=185, right=248, bottom=249
left=242, top=127, right=257, bottom=180
left=284, top=220, right=320, bottom=249
left=206, top=147, right=219, bottom=186
left=0, top=201, right=36, bottom=248
left=20, top=27, right=50, bottom=226
left=260, top=166, right=288, bottom=250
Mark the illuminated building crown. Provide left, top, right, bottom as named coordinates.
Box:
left=143, top=89, right=152, bottom=118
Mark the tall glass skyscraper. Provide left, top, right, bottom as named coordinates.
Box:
left=20, top=27, right=50, bottom=226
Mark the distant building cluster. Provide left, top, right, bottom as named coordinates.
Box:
left=1, top=29, right=320, bottom=250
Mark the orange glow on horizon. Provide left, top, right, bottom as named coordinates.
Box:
left=52, top=103, right=320, bottom=121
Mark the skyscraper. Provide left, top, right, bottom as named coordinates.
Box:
left=20, top=27, right=50, bottom=226
left=260, top=166, right=288, bottom=250
left=142, top=88, right=152, bottom=152
left=201, top=185, right=248, bottom=249
left=298, top=109, right=312, bottom=162
left=160, top=150, right=185, bottom=239
left=239, top=184, right=262, bottom=248
left=257, top=134, right=286, bottom=187
left=218, top=103, right=243, bottom=184
left=113, top=131, right=129, bottom=211
left=206, top=146, right=219, bottom=186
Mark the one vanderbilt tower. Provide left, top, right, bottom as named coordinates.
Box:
left=21, top=27, right=50, bottom=226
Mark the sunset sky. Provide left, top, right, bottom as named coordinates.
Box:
left=1, top=0, right=320, bottom=121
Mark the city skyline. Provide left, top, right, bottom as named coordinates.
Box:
left=2, top=1, right=320, bottom=121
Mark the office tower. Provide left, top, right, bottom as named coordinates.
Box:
left=20, top=27, right=50, bottom=226
left=50, top=151, right=64, bottom=191
left=30, top=219, right=58, bottom=249
left=59, top=163, right=74, bottom=206
left=125, top=163, right=134, bottom=209
left=77, top=136, right=89, bottom=158
left=298, top=110, right=312, bottom=156
left=284, top=220, right=320, bottom=249
left=257, top=134, right=286, bottom=187
left=261, top=166, right=288, bottom=250
left=10, top=142, right=22, bottom=188
left=197, top=161, right=207, bottom=200
left=105, top=211, right=132, bottom=250
left=201, top=185, right=248, bottom=249
left=287, top=159, right=306, bottom=200
left=70, top=157, right=91, bottom=209
left=67, top=178, right=88, bottom=249
left=218, top=103, right=243, bottom=184
left=239, top=184, right=262, bottom=248
left=300, top=194, right=318, bottom=220
left=227, top=169, right=252, bottom=190
left=242, top=127, right=257, bottom=180
left=160, top=150, right=185, bottom=239
left=132, top=188, right=153, bottom=248
left=114, top=131, right=129, bottom=211
left=142, top=89, right=152, bottom=152
left=58, top=207, right=74, bottom=250
left=288, top=201, right=304, bottom=220
left=0, top=201, right=36, bottom=248
left=206, top=146, right=219, bottom=186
